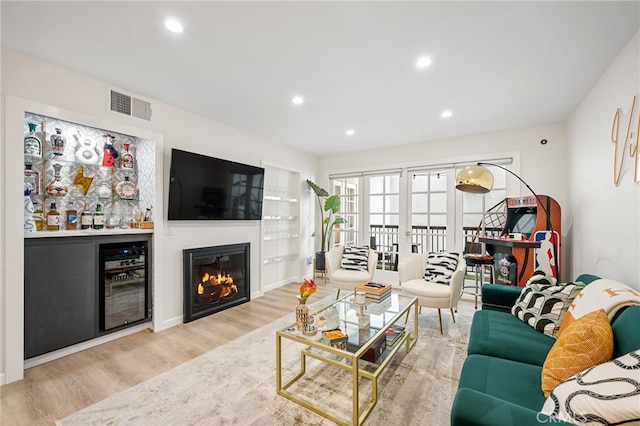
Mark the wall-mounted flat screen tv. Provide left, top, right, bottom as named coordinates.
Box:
left=168, top=149, right=264, bottom=221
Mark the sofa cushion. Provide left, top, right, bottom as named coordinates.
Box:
left=540, top=349, right=640, bottom=425
left=467, top=310, right=556, bottom=366
left=340, top=246, right=369, bottom=271
left=611, top=305, right=640, bottom=358
left=423, top=251, right=459, bottom=284
left=541, top=309, right=613, bottom=397
left=511, top=281, right=585, bottom=337
left=458, top=354, right=546, bottom=411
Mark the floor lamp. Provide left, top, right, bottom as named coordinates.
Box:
left=455, top=162, right=559, bottom=279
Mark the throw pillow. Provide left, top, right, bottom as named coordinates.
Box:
left=423, top=252, right=459, bottom=285
left=340, top=246, right=370, bottom=271
left=524, top=268, right=557, bottom=287
left=541, top=309, right=613, bottom=398
left=511, top=281, right=586, bottom=337
left=541, top=349, right=640, bottom=425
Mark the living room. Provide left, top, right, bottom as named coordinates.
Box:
left=1, top=1, right=640, bottom=424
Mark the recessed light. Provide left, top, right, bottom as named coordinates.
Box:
left=415, top=56, right=432, bottom=69
left=345, top=129, right=355, bottom=136
left=291, top=96, right=304, bottom=105
left=165, top=20, right=183, bottom=33
left=441, top=110, right=453, bottom=118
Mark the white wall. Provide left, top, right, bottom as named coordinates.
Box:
left=0, top=48, right=318, bottom=383
left=567, top=32, right=640, bottom=288
left=318, top=122, right=569, bottom=276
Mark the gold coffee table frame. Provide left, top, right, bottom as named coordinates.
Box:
left=276, top=293, right=418, bottom=426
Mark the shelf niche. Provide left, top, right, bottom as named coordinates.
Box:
left=23, top=112, right=155, bottom=232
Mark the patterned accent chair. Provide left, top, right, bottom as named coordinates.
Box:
left=325, top=246, right=378, bottom=299
left=398, top=252, right=467, bottom=334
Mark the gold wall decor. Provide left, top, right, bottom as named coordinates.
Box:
left=611, top=94, right=639, bottom=185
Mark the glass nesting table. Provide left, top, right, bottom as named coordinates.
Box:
left=275, top=292, right=418, bottom=426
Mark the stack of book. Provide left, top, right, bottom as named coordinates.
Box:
left=385, top=324, right=406, bottom=346
left=355, top=282, right=392, bottom=301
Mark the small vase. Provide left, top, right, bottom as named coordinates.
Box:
left=296, top=296, right=309, bottom=331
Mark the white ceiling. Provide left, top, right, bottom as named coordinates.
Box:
left=2, top=1, right=639, bottom=156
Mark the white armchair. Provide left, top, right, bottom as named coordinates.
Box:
left=398, top=253, right=466, bottom=334
left=325, top=246, right=378, bottom=299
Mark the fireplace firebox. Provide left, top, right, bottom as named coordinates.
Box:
left=183, top=243, right=251, bottom=322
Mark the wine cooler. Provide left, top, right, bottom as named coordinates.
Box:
left=99, top=241, right=150, bottom=331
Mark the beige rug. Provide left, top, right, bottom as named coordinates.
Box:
left=57, top=294, right=475, bottom=425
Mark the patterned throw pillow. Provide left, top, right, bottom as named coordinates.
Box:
left=340, top=246, right=370, bottom=271
left=423, top=252, right=459, bottom=285
left=511, top=281, right=586, bottom=337
left=524, top=268, right=557, bottom=286
left=541, top=349, right=640, bottom=425
left=541, top=309, right=614, bottom=398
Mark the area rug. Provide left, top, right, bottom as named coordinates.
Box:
left=57, top=294, right=476, bottom=426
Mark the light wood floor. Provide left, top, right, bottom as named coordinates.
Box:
left=1, top=281, right=336, bottom=426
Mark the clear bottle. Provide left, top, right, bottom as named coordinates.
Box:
left=80, top=202, right=93, bottom=230
left=24, top=122, right=42, bottom=157
left=93, top=203, right=104, bottom=230
left=66, top=200, right=78, bottom=230
left=24, top=162, right=41, bottom=195
left=46, top=202, right=60, bottom=231
left=120, top=142, right=135, bottom=169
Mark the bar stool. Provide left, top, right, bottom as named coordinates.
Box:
left=462, top=254, right=494, bottom=309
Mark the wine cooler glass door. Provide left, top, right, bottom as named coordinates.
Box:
left=100, top=242, right=149, bottom=331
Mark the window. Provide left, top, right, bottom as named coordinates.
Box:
left=331, top=177, right=360, bottom=248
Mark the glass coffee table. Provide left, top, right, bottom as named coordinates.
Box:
left=275, top=292, right=418, bottom=426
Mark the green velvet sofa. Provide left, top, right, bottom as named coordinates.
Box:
left=450, top=275, right=640, bottom=426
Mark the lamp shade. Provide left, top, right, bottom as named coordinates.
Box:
left=455, top=165, right=494, bottom=193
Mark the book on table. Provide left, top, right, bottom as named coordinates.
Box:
left=385, top=324, right=406, bottom=346
left=356, top=282, right=392, bottom=297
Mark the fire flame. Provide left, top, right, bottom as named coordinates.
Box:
left=197, top=270, right=237, bottom=299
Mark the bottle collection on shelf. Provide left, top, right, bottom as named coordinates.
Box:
left=23, top=120, right=151, bottom=233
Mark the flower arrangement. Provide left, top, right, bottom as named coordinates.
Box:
left=299, top=279, right=317, bottom=299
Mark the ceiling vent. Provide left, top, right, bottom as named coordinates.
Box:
left=109, top=89, right=152, bottom=121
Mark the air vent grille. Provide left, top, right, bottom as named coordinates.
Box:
left=109, top=89, right=152, bottom=121
left=110, top=90, right=132, bottom=116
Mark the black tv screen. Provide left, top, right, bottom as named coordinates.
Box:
left=168, top=149, right=264, bottom=220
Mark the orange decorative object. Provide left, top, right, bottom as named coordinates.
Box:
left=72, top=166, right=94, bottom=196
left=299, top=279, right=316, bottom=298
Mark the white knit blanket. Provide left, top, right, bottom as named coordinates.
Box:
left=566, top=279, right=640, bottom=322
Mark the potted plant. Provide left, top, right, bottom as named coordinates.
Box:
left=306, top=179, right=346, bottom=271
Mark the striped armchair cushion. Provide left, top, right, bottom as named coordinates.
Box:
left=423, top=252, right=460, bottom=285
left=341, top=246, right=370, bottom=271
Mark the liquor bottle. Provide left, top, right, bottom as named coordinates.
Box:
left=115, top=176, right=138, bottom=199
left=93, top=203, right=104, bottom=230
left=32, top=199, right=44, bottom=231
left=46, top=163, right=69, bottom=197
left=24, top=162, right=41, bottom=195
left=24, top=122, right=42, bottom=157
left=46, top=202, right=60, bottom=231
left=66, top=200, right=78, bottom=230
left=120, top=142, right=135, bottom=169
left=50, top=127, right=66, bottom=157
left=80, top=203, right=93, bottom=230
